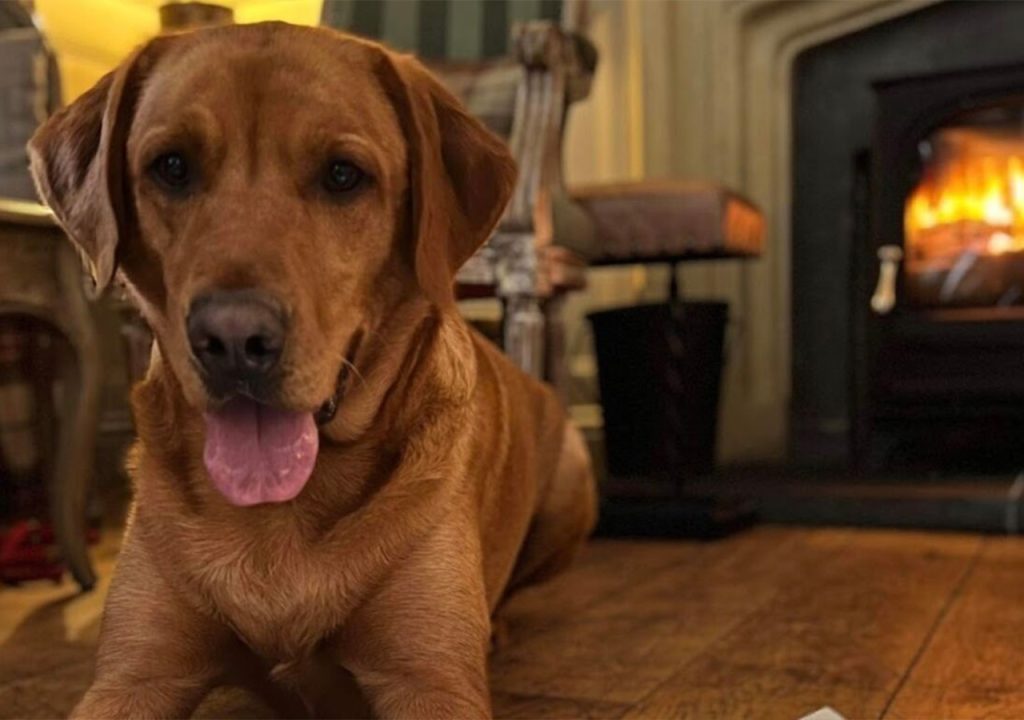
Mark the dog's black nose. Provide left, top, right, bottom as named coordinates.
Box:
left=187, top=290, right=285, bottom=394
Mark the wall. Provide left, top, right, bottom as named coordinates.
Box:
left=29, top=0, right=944, bottom=464
left=564, top=0, right=939, bottom=463
left=33, top=0, right=322, bottom=102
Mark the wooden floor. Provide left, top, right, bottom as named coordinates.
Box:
left=2, top=525, right=1024, bottom=719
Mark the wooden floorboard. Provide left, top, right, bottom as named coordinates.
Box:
left=621, top=670, right=891, bottom=720
left=490, top=527, right=856, bottom=706
left=884, top=685, right=1024, bottom=720
left=0, top=534, right=120, bottom=719
left=491, top=691, right=630, bottom=719
left=884, top=536, right=1024, bottom=718
left=623, top=529, right=981, bottom=720
left=495, top=536, right=713, bottom=642
left=2, top=525, right=1022, bottom=719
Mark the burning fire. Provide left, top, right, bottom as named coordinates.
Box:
left=905, top=128, right=1024, bottom=263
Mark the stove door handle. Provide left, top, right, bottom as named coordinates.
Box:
left=871, top=245, right=904, bottom=315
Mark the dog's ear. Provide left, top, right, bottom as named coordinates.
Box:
left=28, top=40, right=165, bottom=296
left=377, top=50, right=518, bottom=306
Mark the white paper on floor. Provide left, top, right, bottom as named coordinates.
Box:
left=799, top=708, right=847, bottom=720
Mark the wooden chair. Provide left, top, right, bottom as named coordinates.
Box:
left=321, top=3, right=766, bottom=390
left=322, top=0, right=598, bottom=385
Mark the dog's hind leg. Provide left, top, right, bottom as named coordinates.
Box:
left=504, top=421, right=598, bottom=596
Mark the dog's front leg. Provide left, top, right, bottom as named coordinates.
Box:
left=72, top=523, right=232, bottom=719
left=334, top=522, right=493, bottom=719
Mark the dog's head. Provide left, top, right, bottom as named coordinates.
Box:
left=28, top=23, right=515, bottom=505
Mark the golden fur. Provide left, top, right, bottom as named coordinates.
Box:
left=29, top=22, right=596, bottom=719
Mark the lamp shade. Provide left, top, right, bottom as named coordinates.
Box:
left=32, top=0, right=324, bottom=102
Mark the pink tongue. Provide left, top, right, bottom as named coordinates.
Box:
left=202, top=398, right=318, bottom=506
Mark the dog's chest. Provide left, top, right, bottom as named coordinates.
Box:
left=183, top=531, right=349, bottom=660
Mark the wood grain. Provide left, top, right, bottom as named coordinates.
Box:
left=884, top=536, right=1024, bottom=718
left=490, top=527, right=856, bottom=704
left=2, top=526, right=1020, bottom=720
left=622, top=530, right=981, bottom=719
left=885, top=685, right=1024, bottom=720
left=491, top=691, right=630, bottom=719
left=581, top=527, right=855, bottom=623
left=623, top=667, right=890, bottom=720
left=0, top=532, right=118, bottom=686
left=496, top=537, right=709, bottom=639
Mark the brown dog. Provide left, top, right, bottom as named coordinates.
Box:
left=29, top=22, right=596, bottom=719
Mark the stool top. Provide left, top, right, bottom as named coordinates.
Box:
left=571, top=180, right=764, bottom=266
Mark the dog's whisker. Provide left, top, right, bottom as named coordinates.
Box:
left=341, top=357, right=367, bottom=388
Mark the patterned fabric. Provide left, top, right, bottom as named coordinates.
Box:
left=432, top=60, right=521, bottom=139
left=321, top=0, right=562, bottom=60
left=321, top=1, right=559, bottom=141
left=572, top=181, right=765, bottom=265
left=322, top=0, right=601, bottom=268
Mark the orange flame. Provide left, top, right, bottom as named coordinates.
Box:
left=905, top=128, right=1024, bottom=263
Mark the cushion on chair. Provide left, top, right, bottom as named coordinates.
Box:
left=431, top=60, right=522, bottom=139
left=321, top=0, right=565, bottom=63
left=571, top=180, right=765, bottom=265
left=323, top=0, right=559, bottom=143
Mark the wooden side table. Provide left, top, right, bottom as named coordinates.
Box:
left=0, top=198, right=100, bottom=590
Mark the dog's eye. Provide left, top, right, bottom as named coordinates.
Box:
left=323, top=160, right=365, bottom=194
left=151, top=152, right=190, bottom=189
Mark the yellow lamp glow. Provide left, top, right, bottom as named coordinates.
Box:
left=32, top=0, right=324, bottom=103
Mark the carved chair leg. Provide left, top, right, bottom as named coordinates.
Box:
left=494, top=229, right=546, bottom=379
left=51, top=247, right=101, bottom=591
left=502, top=294, right=545, bottom=379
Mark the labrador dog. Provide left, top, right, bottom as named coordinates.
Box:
left=29, top=22, right=596, bottom=719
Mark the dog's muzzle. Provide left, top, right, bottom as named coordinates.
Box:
left=187, top=289, right=286, bottom=400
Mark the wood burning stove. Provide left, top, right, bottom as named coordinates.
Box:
left=857, top=63, right=1024, bottom=472
left=757, top=2, right=1024, bottom=531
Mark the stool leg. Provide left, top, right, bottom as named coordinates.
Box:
left=52, top=248, right=101, bottom=591
left=543, top=294, right=569, bottom=400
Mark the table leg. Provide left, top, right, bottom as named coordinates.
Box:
left=51, top=248, right=101, bottom=591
